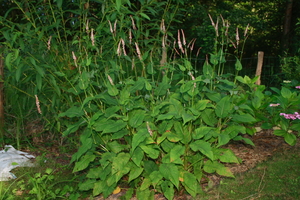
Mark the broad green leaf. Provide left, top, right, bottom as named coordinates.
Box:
left=111, top=152, right=130, bottom=175
left=62, top=119, right=86, bottom=137
left=116, top=0, right=121, bottom=11
left=106, top=83, right=119, bottom=96
left=210, top=53, right=219, bottom=65
left=235, top=76, right=245, bottom=84
left=131, top=129, right=148, bottom=152
left=180, top=81, right=195, bottom=93
left=281, top=87, right=292, bottom=99
left=190, top=140, right=214, bottom=160
left=178, top=64, right=186, bottom=71
left=102, top=120, right=127, bottom=134
left=231, top=114, right=257, bottom=123
left=140, top=145, right=159, bottom=159
left=206, top=93, right=221, bottom=102
left=182, top=172, right=198, bottom=197
left=203, top=61, right=214, bottom=79
left=159, top=163, right=179, bottom=189
left=291, top=123, right=300, bottom=131
left=284, top=133, right=296, bottom=146
left=161, top=180, right=174, bottom=200
left=194, top=100, right=210, bottom=111
left=59, top=106, right=84, bottom=117
left=149, top=171, right=163, bottom=188
left=107, top=141, right=126, bottom=153
left=136, top=187, right=154, bottom=200
left=140, top=13, right=150, bottom=20
left=156, top=113, right=175, bottom=121
left=36, top=74, right=42, bottom=91
left=128, top=165, right=143, bottom=182
left=170, top=145, right=184, bottom=164
left=144, top=160, right=159, bottom=176
left=193, top=126, right=214, bottom=139
left=105, top=106, right=120, bottom=118
left=73, top=154, right=96, bottom=172
left=140, top=178, right=152, bottom=191
left=154, top=76, right=170, bottom=96
left=184, top=59, right=193, bottom=70
left=129, top=77, right=145, bottom=93
left=79, top=179, right=96, bottom=191
left=93, top=180, right=104, bottom=196
left=201, top=109, right=218, bottom=126
left=203, top=160, right=234, bottom=177
left=174, top=121, right=191, bottom=144
left=131, top=147, right=144, bottom=167
left=182, top=112, right=195, bottom=125
left=235, top=58, right=242, bottom=71
left=218, top=149, right=239, bottom=163
left=217, top=133, right=231, bottom=147
left=273, top=129, right=286, bottom=136
left=71, top=137, right=93, bottom=162
left=15, top=63, right=23, bottom=82
left=112, top=129, right=129, bottom=139
left=5, top=52, right=13, bottom=71
left=161, top=140, right=176, bottom=153
left=242, top=137, right=255, bottom=146
left=215, top=96, right=231, bottom=118
left=129, top=109, right=146, bottom=128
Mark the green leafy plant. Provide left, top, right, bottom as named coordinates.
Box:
left=62, top=50, right=263, bottom=199
left=1, top=1, right=271, bottom=199
left=262, top=83, right=300, bottom=146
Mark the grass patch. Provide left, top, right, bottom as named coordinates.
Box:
left=199, top=145, right=300, bottom=200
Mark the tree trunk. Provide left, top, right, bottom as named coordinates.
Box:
left=282, top=0, right=293, bottom=54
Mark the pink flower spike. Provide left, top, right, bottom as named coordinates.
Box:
left=295, top=86, right=300, bottom=89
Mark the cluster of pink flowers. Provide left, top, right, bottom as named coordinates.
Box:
left=296, top=86, right=300, bottom=89
left=280, top=112, right=300, bottom=120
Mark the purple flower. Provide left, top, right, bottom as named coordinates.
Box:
left=295, top=86, right=300, bottom=89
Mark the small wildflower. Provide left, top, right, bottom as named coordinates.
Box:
left=177, top=30, right=184, bottom=54
left=72, top=51, right=78, bottom=68
left=107, top=75, right=114, bottom=85
left=86, top=19, right=89, bottom=32
left=269, top=103, right=280, bottom=107
left=35, top=95, right=42, bottom=114
left=108, top=20, right=113, bottom=34
left=113, top=20, right=117, bottom=34
left=160, top=19, right=166, bottom=33
left=121, top=38, right=127, bottom=56
left=130, top=15, right=137, bottom=30
left=283, top=80, right=291, bottom=83
left=295, top=86, right=300, bottom=89
left=47, top=36, right=52, bottom=50
left=117, top=40, right=122, bottom=56
left=244, top=23, right=249, bottom=37
left=146, top=121, right=153, bottom=136
left=91, top=29, right=95, bottom=46
left=236, top=27, right=240, bottom=46
left=135, top=42, right=142, bottom=60
left=129, top=29, right=132, bottom=44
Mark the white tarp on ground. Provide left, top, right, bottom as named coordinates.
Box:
left=0, top=145, right=35, bottom=181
